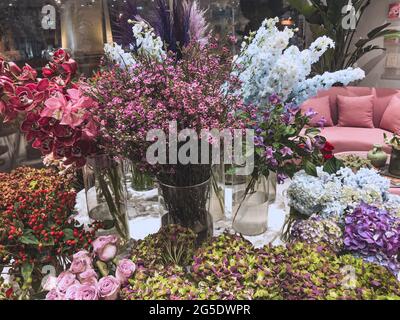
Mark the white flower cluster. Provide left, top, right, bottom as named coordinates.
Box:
left=233, top=18, right=366, bottom=106
left=104, top=21, right=165, bottom=70
left=287, top=167, right=397, bottom=220
left=104, top=43, right=137, bottom=70
left=131, top=20, right=166, bottom=61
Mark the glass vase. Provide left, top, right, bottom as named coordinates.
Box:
left=159, top=178, right=213, bottom=245
left=232, top=171, right=277, bottom=236
left=209, top=163, right=225, bottom=222
left=83, top=155, right=129, bottom=241
left=123, top=160, right=159, bottom=219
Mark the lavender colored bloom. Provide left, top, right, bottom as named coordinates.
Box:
left=305, top=108, right=318, bottom=118
left=277, top=173, right=288, bottom=184
left=263, top=110, right=271, bottom=121
left=304, top=138, right=314, bottom=153
left=314, top=136, right=326, bottom=149
left=269, top=94, right=281, bottom=105
left=269, top=158, right=278, bottom=169
left=317, top=117, right=327, bottom=128
left=254, top=136, right=264, bottom=146
left=280, top=146, right=293, bottom=157
left=344, top=203, right=400, bottom=272
left=290, top=215, right=343, bottom=253
left=282, top=112, right=294, bottom=125
left=264, top=147, right=275, bottom=160
left=284, top=103, right=300, bottom=115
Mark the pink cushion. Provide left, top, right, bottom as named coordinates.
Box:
left=301, top=96, right=334, bottom=127
left=318, top=127, right=393, bottom=153
left=380, top=95, right=400, bottom=134
left=337, top=95, right=374, bottom=128
left=373, top=88, right=400, bottom=127
left=316, top=87, right=374, bottom=125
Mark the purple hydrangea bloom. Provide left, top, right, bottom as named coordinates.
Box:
left=344, top=203, right=400, bottom=271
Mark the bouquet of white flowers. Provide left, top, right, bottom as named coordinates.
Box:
left=233, top=18, right=366, bottom=106
left=287, top=167, right=398, bottom=220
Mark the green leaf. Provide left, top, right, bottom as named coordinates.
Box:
left=304, top=159, right=318, bottom=177
left=63, top=228, right=75, bottom=240
left=21, top=263, right=33, bottom=283
left=20, top=231, right=39, bottom=245
left=29, top=180, right=38, bottom=190
left=323, top=157, right=345, bottom=174
left=367, top=23, right=392, bottom=39
left=287, top=0, right=317, bottom=18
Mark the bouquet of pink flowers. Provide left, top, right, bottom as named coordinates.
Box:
left=0, top=49, right=99, bottom=167
left=44, top=235, right=136, bottom=300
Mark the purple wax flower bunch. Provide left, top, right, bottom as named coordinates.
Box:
left=344, top=203, right=400, bottom=270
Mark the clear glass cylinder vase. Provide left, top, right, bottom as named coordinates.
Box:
left=83, top=155, right=129, bottom=241
left=123, top=160, right=159, bottom=219
left=232, top=171, right=277, bottom=236
left=209, top=163, right=225, bottom=222
left=159, top=178, right=213, bottom=245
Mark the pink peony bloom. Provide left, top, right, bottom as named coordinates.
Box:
left=97, top=276, right=120, bottom=300
left=92, top=235, right=119, bottom=262
left=116, top=259, right=136, bottom=285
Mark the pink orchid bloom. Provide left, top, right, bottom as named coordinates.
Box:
left=41, top=91, right=68, bottom=120
left=60, top=89, right=93, bottom=128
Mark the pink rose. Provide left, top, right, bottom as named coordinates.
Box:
left=65, top=284, right=98, bottom=300
left=116, top=259, right=136, bottom=285
left=56, top=271, right=78, bottom=298
left=97, top=276, right=120, bottom=300
left=46, top=289, right=62, bottom=300
left=93, top=235, right=119, bottom=262
left=70, top=250, right=93, bottom=274
left=78, top=269, right=98, bottom=286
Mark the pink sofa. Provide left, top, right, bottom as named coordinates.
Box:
left=307, top=86, right=398, bottom=154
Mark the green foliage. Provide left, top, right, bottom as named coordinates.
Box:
left=130, top=224, right=196, bottom=268
left=122, top=229, right=400, bottom=300
left=288, top=0, right=398, bottom=72
left=338, top=154, right=373, bottom=171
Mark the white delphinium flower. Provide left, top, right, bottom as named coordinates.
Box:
left=233, top=18, right=365, bottom=106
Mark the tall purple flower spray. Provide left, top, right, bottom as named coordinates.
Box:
left=111, top=0, right=208, bottom=58
left=152, top=0, right=209, bottom=57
